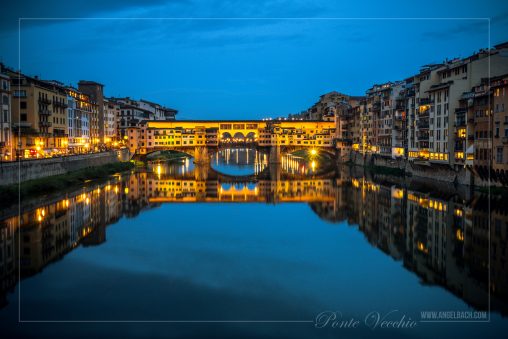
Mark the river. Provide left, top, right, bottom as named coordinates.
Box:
left=0, top=147, right=506, bottom=338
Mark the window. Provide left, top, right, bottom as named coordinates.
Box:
left=20, top=113, right=27, bottom=121
left=496, top=147, right=503, bottom=164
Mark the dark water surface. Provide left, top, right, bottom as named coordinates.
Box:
left=1, top=148, right=507, bottom=338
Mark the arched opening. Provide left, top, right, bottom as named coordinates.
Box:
left=246, top=132, right=256, bottom=142
left=221, top=132, right=232, bottom=142
left=233, top=132, right=245, bottom=142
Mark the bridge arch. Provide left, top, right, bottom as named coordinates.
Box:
left=283, top=146, right=336, bottom=158
left=145, top=149, right=195, bottom=159
left=222, top=132, right=232, bottom=140
left=233, top=132, right=245, bottom=140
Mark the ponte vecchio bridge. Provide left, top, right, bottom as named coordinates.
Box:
left=127, top=120, right=337, bottom=163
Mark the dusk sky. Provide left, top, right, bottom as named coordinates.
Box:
left=1, top=0, right=508, bottom=119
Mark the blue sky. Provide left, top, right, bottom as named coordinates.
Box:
left=1, top=0, right=508, bottom=119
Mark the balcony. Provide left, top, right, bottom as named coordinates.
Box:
left=417, top=121, right=429, bottom=129
left=13, top=122, right=32, bottom=128
left=417, top=110, right=429, bottom=118
left=454, top=119, right=466, bottom=127
left=38, top=97, right=51, bottom=105
left=39, top=121, right=52, bottom=127
left=39, top=109, right=51, bottom=116
left=53, top=100, right=68, bottom=108
left=419, top=98, right=433, bottom=105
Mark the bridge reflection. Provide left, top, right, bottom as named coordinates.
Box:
left=0, top=168, right=506, bottom=316
left=148, top=147, right=333, bottom=180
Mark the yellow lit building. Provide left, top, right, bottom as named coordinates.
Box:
left=8, top=71, right=69, bottom=159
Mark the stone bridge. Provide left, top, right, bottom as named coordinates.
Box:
left=127, top=119, right=337, bottom=164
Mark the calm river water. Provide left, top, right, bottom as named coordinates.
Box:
left=0, top=147, right=507, bottom=338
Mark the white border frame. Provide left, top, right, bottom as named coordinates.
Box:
left=16, top=17, right=491, bottom=324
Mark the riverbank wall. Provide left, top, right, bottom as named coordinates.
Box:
left=348, top=152, right=478, bottom=187
left=0, top=151, right=125, bottom=186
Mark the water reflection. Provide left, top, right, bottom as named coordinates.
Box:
left=212, top=147, right=268, bottom=175
left=0, top=164, right=506, bottom=318
left=208, top=147, right=323, bottom=176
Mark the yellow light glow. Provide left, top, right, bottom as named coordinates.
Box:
left=456, top=229, right=464, bottom=241
left=311, top=160, right=316, bottom=171
left=310, top=149, right=317, bottom=156
left=392, top=188, right=404, bottom=199
left=124, top=187, right=129, bottom=194
left=417, top=241, right=427, bottom=253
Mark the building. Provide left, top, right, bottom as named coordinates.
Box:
left=110, top=96, right=177, bottom=142
left=464, top=74, right=508, bottom=185
left=341, top=42, right=508, bottom=186
left=0, top=65, right=13, bottom=160
left=492, top=74, right=508, bottom=183
left=103, top=99, right=119, bottom=146
left=66, top=87, right=96, bottom=153
left=111, top=97, right=149, bottom=141
left=137, top=99, right=177, bottom=121
left=8, top=71, right=69, bottom=158
left=78, top=80, right=104, bottom=148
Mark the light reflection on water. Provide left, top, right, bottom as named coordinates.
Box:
left=0, top=154, right=507, bottom=336
left=211, top=147, right=267, bottom=175
left=208, top=147, right=322, bottom=176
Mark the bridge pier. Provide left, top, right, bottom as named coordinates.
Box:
left=269, top=145, right=281, bottom=164
left=269, top=163, right=281, bottom=182
left=194, top=163, right=209, bottom=181
left=194, top=146, right=210, bottom=165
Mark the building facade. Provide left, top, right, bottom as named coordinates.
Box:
left=0, top=65, right=12, bottom=160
